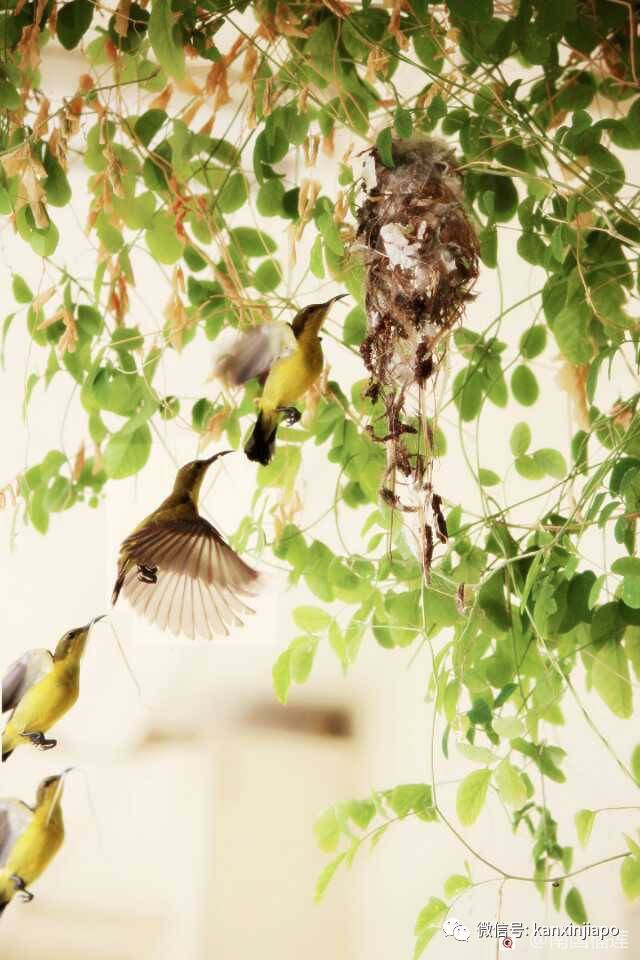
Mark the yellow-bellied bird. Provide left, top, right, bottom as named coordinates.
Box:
left=112, top=451, right=259, bottom=640
left=0, top=773, right=67, bottom=917
left=2, top=617, right=104, bottom=763
left=215, top=296, right=345, bottom=466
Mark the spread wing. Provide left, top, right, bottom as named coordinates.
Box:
left=0, top=800, right=33, bottom=867
left=117, top=518, right=260, bottom=641
left=212, top=324, right=295, bottom=387
left=2, top=650, right=54, bottom=714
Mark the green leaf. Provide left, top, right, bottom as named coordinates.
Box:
left=494, top=759, right=527, bottom=808
left=456, top=769, right=492, bottom=826
left=479, top=468, right=500, bottom=486
left=533, top=448, right=567, bottom=480
left=315, top=852, right=347, bottom=902
left=575, top=809, right=596, bottom=847
left=148, top=0, right=185, bottom=80
left=257, top=178, right=285, bottom=217
left=0, top=79, right=20, bottom=110
left=553, top=303, right=593, bottom=364
left=57, top=0, right=94, bottom=50
left=492, top=716, right=524, bottom=738
left=414, top=897, right=448, bottom=936
left=510, top=422, right=531, bottom=456
left=253, top=259, right=282, bottom=293
left=591, top=640, right=633, bottom=718
left=310, top=235, right=325, bottom=278
left=134, top=109, right=167, bottom=147
left=102, top=423, right=152, bottom=479
left=520, top=325, right=546, bottom=359
left=376, top=127, right=394, bottom=168
left=565, top=887, right=588, bottom=925
left=511, top=365, right=539, bottom=406
left=293, top=606, right=331, bottom=634
left=343, top=307, right=366, bottom=347
left=632, top=745, right=640, bottom=784
left=218, top=173, right=248, bottom=214
left=314, top=808, right=341, bottom=853
left=444, top=874, right=471, bottom=899
left=290, top=636, right=318, bottom=684
left=272, top=648, right=291, bottom=704
left=621, top=856, right=640, bottom=901
left=447, top=0, right=493, bottom=21
left=145, top=211, right=184, bottom=264
left=229, top=227, right=277, bottom=257
left=456, top=742, right=496, bottom=764
left=12, top=275, right=33, bottom=304
left=413, top=927, right=439, bottom=960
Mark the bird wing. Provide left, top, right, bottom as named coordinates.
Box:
left=0, top=800, right=33, bottom=867
left=118, top=518, right=260, bottom=641
left=2, top=650, right=54, bottom=714
left=212, top=324, right=295, bottom=387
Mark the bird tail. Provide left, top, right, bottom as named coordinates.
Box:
left=245, top=411, right=277, bottom=466
left=2, top=728, right=14, bottom=763
left=112, top=564, right=127, bottom=606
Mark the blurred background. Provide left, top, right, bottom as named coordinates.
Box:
left=1, top=28, right=639, bottom=960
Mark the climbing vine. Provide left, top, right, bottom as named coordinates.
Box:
left=2, top=0, right=640, bottom=953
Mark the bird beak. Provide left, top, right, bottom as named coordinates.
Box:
left=205, top=449, right=233, bottom=465
left=328, top=293, right=347, bottom=305
left=91, top=614, right=107, bottom=627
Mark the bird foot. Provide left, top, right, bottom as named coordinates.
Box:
left=22, top=732, right=57, bottom=751
left=137, top=563, right=158, bottom=585
left=11, top=876, right=34, bottom=903
left=276, top=406, right=302, bottom=425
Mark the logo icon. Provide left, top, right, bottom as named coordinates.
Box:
left=502, top=937, right=514, bottom=950
left=442, top=917, right=471, bottom=942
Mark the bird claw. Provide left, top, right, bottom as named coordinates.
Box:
left=11, top=876, right=34, bottom=903
left=276, top=406, right=302, bottom=425
left=22, top=732, right=57, bottom=751
left=137, top=563, right=158, bottom=585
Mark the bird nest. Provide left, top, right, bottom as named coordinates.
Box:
left=356, top=137, right=479, bottom=572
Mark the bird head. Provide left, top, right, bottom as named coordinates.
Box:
left=54, top=615, right=106, bottom=662
left=291, top=294, right=347, bottom=339
left=173, top=450, right=233, bottom=502
left=36, top=771, right=69, bottom=809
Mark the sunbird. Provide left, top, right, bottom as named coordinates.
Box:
left=0, top=772, right=67, bottom=917
left=112, top=451, right=259, bottom=640
left=2, top=617, right=105, bottom=763
left=215, top=295, right=345, bottom=466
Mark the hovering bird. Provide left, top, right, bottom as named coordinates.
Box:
left=112, top=451, right=260, bottom=640
left=214, top=295, right=346, bottom=466
left=0, top=772, right=67, bottom=917
left=2, top=617, right=105, bottom=763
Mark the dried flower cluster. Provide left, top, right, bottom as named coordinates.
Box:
left=357, top=138, right=479, bottom=572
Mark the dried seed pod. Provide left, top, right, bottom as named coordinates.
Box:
left=356, top=137, right=479, bottom=573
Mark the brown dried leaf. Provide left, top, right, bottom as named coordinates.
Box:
left=115, top=0, right=131, bottom=37
left=556, top=362, right=589, bottom=430
left=149, top=84, right=173, bottom=112
left=72, top=442, right=86, bottom=482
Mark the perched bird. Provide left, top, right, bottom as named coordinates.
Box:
left=0, top=773, right=67, bottom=918
left=215, top=295, right=345, bottom=466
left=2, top=617, right=105, bottom=763
left=112, top=451, right=260, bottom=640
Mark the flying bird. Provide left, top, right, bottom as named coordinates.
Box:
left=214, top=295, right=346, bottom=466
left=0, top=773, right=67, bottom=918
left=2, top=617, right=105, bottom=762
left=112, top=451, right=260, bottom=640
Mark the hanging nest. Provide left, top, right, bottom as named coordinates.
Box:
left=356, top=137, right=479, bottom=573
